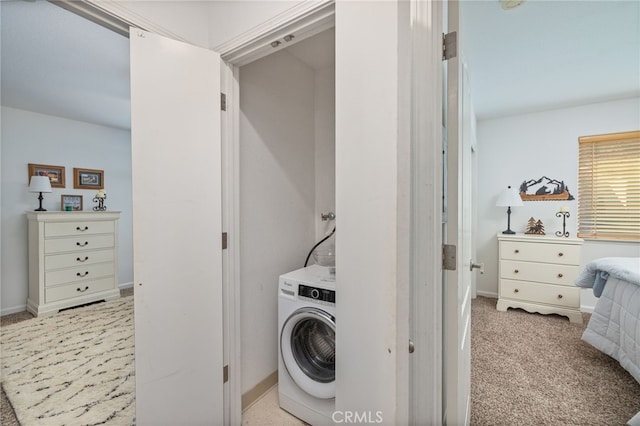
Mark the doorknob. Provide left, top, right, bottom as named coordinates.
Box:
left=409, top=340, right=415, bottom=354
left=470, top=261, right=484, bottom=274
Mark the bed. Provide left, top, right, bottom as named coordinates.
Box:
left=575, top=257, right=640, bottom=425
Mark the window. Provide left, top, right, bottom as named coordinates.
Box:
left=578, top=131, right=640, bottom=241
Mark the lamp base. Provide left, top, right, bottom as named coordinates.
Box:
left=502, top=229, right=515, bottom=235
left=34, top=192, right=47, bottom=211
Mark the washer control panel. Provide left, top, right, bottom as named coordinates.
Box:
left=299, top=284, right=335, bottom=304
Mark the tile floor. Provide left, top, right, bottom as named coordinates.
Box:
left=242, top=386, right=307, bottom=425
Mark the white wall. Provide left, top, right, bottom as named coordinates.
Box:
left=315, top=65, right=336, bottom=240
left=98, top=1, right=303, bottom=49
left=1, top=106, right=133, bottom=314
left=239, top=48, right=318, bottom=394
left=476, top=97, right=640, bottom=310
left=208, top=1, right=303, bottom=48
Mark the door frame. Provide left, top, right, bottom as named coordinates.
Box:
left=408, top=0, right=445, bottom=424
left=217, top=2, right=334, bottom=422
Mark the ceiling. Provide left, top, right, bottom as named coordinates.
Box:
left=1, top=1, right=638, bottom=130
left=461, top=0, right=640, bottom=120
left=1, top=0, right=130, bottom=130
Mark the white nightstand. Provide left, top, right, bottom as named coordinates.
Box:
left=496, top=233, right=583, bottom=323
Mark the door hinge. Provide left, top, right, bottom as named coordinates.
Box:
left=443, top=244, right=457, bottom=270
left=221, top=93, right=227, bottom=111
left=223, top=365, right=229, bottom=383
left=222, top=232, right=228, bottom=250
left=442, top=31, right=457, bottom=61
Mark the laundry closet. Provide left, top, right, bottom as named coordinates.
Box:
left=237, top=28, right=336, bottom=400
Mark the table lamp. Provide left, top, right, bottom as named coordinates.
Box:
left=29, top=176, right=52, bottom=211
left=496, top=185, right=523, bottom=234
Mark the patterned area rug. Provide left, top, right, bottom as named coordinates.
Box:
left=1, top=297, right=135, bottom=425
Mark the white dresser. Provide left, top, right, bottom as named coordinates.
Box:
left=27, top=211, right=121, bottom=316
left=496, top=234, right=583, bottom=323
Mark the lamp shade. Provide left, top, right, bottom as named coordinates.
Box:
left=95, top=190, right=106, bottom=199
left=29, top=176, right=52, bottom=193
left=496, top=185, right=523, bottom=207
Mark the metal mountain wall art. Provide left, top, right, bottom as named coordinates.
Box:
left=519, top=176, right=575, bottom=201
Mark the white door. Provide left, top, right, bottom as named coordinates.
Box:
left=130, top=29, right=224, bottom=424
left=444, top=0, right=472, bottom=424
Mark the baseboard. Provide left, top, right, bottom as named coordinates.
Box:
left=476, top=290, right=498, bottom=299
left=242, top=370, right=278, bottom=411
left=1, top=304, right=28, bottom=316
left=580, top=304, right=595, bottom=314
left=2, top=284, right=133, bottom=317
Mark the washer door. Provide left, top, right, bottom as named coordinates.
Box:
left=280, top=307, right=335, bottom=399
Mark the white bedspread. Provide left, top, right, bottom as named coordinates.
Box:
left=581, top=275, right=640, bottom=384
left=575, top=257, right=640, bottom=296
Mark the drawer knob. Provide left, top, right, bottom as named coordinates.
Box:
left=557, top=294, right=563, bottom=299
left=514, top=288, right=519, bottom=293
left=77, top=286, right=89, bottom=293
left=514, top=269, right=519, bottom=274
left=76, top=256, right=89, bottom=262
left=76, top=226, right=89, bottom=231
left=558, top=252, right=564, bottom=257
left=76, top=241, right=89, bottom=247
left=514, top=249, right=520, bottom=254
left=77, top=271, right=89, bottom=277
left=558, top=273, right=563, bottom=278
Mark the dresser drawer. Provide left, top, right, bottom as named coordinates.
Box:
left=500, top=279, right=580, bottom=309
left=45, top=277, right=115, bottom=303
left=44, top=234, right=114, bottom=254
left=501, top=241, right=580, bottom=265
left=45, top=221, right=114, bottom=237
left=45, top=262, right=115, bottom=287
left=45, top=249, right=115, bottom=270
left=500, top=260, right=580, bottom=286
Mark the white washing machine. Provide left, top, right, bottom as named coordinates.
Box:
left=278, top=265, right=336, bottom=425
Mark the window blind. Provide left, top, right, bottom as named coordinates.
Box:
left=578, top=131, right=640, bottom=240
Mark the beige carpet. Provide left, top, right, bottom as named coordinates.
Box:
left=472, top=296, right=640, bottom=425
left=1, top=290, right=134, bottom=426
left=3, top=294, right=639, bottom=425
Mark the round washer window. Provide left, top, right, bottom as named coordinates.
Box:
left=290, top=315, right=335, bottom=383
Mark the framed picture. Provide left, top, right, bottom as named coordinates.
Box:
left=73, top=168, right=104, bottom=190
left=28, top=163, right=65, bottom=188
left=61, top=194, right=83, bottom=211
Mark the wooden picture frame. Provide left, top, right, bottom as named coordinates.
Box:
left=61, top=194, right=83, bottom=211
left=73, top=168, right=104, bottom=190
left=28, top=163, right=65, bottom=188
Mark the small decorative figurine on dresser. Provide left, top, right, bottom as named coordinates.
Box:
left=93, top=189, right=107, bottom=211
left=556, top=206, right=570, bottom=237
left=525, top=217, right=545, bottom=235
